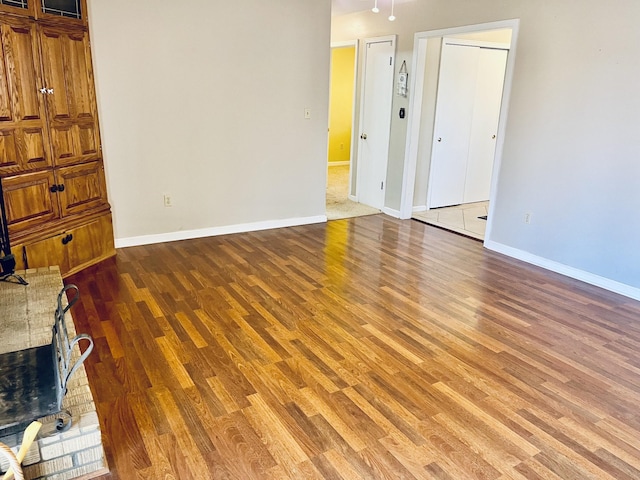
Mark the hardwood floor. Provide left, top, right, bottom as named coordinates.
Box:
left=67, top=215, right=640, bottom=479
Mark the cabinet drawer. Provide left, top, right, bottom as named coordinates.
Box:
left=21, top=213, right=115, bottom=276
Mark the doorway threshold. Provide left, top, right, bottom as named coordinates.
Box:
left=412, top=201, right=488, bottom=241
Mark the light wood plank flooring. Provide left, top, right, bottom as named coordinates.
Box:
left=68, top=215, right=640, bottom=479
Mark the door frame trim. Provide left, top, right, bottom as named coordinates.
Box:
left=398, top=19, right=520, bottom=245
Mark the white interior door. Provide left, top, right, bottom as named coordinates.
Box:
left=464, top=48, right=508, bottom=203
left=428, top=44, right=479, bottom=208
left=357, top=38, right=395, bottom=210
left=428, top=42, right=508, bottom=209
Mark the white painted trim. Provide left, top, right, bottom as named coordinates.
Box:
left=115, top=215, right=327, bottom=249
left=348, top=194, right=358, bottom=202
left=443, top=38, right=510, bottom=50
left=412, top=205, right=427, bottom=213
left=331, top=40, right=357, bottom=49
left=399, top=19, right=520, bottom=221
left=485, top=240, right=640, bottom=302
left=328, top=161, right=350, bottom=167
left=382, top=207, right=401, bottom=218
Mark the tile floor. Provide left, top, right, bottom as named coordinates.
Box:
left=412, top=201, right=489, bottom=241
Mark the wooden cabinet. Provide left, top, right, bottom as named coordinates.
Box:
left=0, top=3, right=114, bottom=277
left=13, top=213, right=114, bottom=276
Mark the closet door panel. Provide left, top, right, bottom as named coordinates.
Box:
left=463, top=48, right=508, bottom=204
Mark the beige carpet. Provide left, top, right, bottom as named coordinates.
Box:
left=326, top=165, right=381, bottom=220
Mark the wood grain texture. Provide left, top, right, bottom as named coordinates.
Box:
left=67, top=215, right=640, bottom=479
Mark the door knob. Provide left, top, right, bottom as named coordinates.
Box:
left=437, top=137, right=442, bottom=142
left=360, top=133, right=367, bottom=140
left=492, top=134, right=496, bottom=139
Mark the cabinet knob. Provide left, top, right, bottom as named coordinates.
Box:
left=61, top=233, right=73, bottom=245
left=47, top=88, right=54, bottom=95
left=40, top=88, right=47, bottom=94
left=50, top=185, right=58, bottom=193
left=58, top=184, right=65, bottom=192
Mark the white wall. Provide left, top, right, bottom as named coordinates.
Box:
left=88, top=0, right=331, bottom=243
left=333, top=1, right=640, bottom=292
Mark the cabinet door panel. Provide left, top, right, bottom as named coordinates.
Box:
left=2, top=170, right=59, bottom=234
left=39, top=28, right=71, bottom=121
left=10, top=25, right=42, bottom=121
left=40, top=26, right=101, bottom=166
left=0, top=128, right=19, bottom=168
left=0, top=127, right=48, bottom=173
left=23, top=232, right=68, bottom=272
left=50, top=124, right=76, bottom=164
left=37, top=0, right=87, bottom=24
left=56, top=161, right=107, bottom=216
left=0, top=1, right=35, bottom=18
left=23, top=127, right=47, bottom=166
left=77, top=122, right=98, bottom=156
left=0, top=18, right=50, bottom=175
left=21, top=214, right=114, bottom=275
left=66, top=214, right=114, bottom=272
left=66, top=32, right=94, bottom=119
left=0, top=42, right=10, bottom=121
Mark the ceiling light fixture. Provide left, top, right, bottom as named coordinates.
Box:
left=388, top=0, right=396, bottom=21
left=372, top=0, right=379, bottom=13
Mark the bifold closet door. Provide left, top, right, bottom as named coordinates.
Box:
left=428, top=43, right=507, bottom=209
left=464, top=47, right=507, bottom=204
left=428, top=44, right=478, bottom=209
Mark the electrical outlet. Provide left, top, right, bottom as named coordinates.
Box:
left=524, top=213, right=531, bottom=224
left=164, top=194, right=172, bottom=207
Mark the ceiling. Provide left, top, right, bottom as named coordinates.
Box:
left=331, top=0, right=415, bottom=17
left=331, top=0, right=372, bottom=16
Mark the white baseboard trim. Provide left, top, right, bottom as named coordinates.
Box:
left=115, top=215, right=327, bottom=249
left=412, top=205, right=427, bottom=213
left=348, top=194, right=358, bottom=202
left=485, top=240, right=640, bottom=301
left=328, top=161, right=350, bottom=167
left=383, top=207, right=401, bottom=219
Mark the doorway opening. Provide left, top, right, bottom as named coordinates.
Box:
left=326, top=39, right=387, bottom=221
left=400, top=20, right=519, bottom=242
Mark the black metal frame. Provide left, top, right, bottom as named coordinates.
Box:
left=0, top=285, right=93, bottom=436
left=0, top=178, right=27, bottom=285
